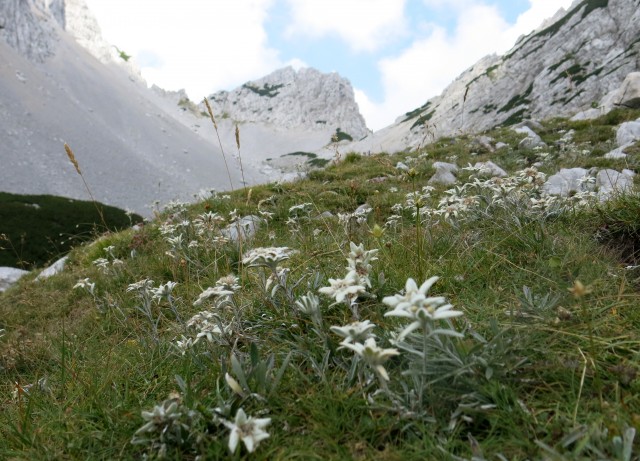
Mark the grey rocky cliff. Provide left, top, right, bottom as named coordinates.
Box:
left=0, top=0, right=372, bottom=214
left=0, top=0, right=59, bottom=62
left=351, top=0, right=640, bottom=153
left=204, top=67, right=370, bottom=140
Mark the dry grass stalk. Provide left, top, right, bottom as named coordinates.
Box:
left=65, top=143, right=81, bottom=174
left=203, top=98, right=234, bottom=191
left=235, top=123, right=247, bottom=188
left=63, top=143, right=108, bottom=231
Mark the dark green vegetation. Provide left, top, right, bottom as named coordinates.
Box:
left=0, top=193, right=142, bottom=269
left=333, top=128, right=353, bottom=142
left=1, top=108, right=640, bottom=460
left=243, top=83, right=285, bottom=98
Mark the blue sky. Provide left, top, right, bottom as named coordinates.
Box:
left=85, top=0, right=574, bottom=130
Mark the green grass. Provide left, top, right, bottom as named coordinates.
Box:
left=1, top=109, right=640, bottom=460
left=0, top=193, right=142, bottom=269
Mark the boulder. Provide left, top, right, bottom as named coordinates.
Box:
left=543, top=168, right=588, bottom=196
left=514, top=126, right=546, bottom=149
left=428, top=170, right=457, bottom=186
left=604, top=147, right=628, bottom=159
left=473, top=161, right=507, bottom=177
left=0, top=267, right=29, bottom=292
left=616, top=119, right=640, bottom=147
left=618, top=72, right=640, bottom=109
left=222, top=215, right=264, bottom=243
left=432, top=162, right=458, bottom=173
left=596, top=169, right=634, bottom=200
left=429, top=162, right=459, bottom=186
left=35, top=256, right=68, bottom=281
left=472, top=136, right=495, bottom=152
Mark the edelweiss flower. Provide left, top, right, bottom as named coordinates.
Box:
left=341, top=337, right=399, bottom=381
left=193, top=286, right=234, bottom=307
left=318, top=272, right=366, bottom=305
left=346, top=242, right=378, bottom=284
left=223, top=408, right=271, bottom=453
left=242, top=247, right=296, bottom=269
left=330, top=320, right=376, bottom=345
left=126, top=278, right=154, bottom=294
left=152, top=281, right=178, bottom=301
left=135, top=400, right=181, bottom=436
left=383, top=277, right=463, bottom=340
left=73, top=278, right=95, bottom=295
left=215, top=274, right=241, bottom=292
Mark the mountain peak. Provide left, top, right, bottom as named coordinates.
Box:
left=205, top=66, right=370, bottom=140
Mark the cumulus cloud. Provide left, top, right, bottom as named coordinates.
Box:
left=86, top=0, right=281, bottom=99
left=358, top=0, right=575, bottom=130
left=284, top=0, right=407, bottom=52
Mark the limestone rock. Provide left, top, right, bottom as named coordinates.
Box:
left=349, top=0, right=640, bottom=154
left=616, top=119, right=640, bottom=146
left=36, top=256, right=68, bottom=280
left=515, top=126, right=546, bottom=149
left=543, top=168, right=588, bottom=196
left=472, top=136, right=495, bottom=152
left=204, top=67, right=370, bottom=140
left=0, top=267, right=29, bottom=292
left=596, top=169, right=634, bottom=200
left=618, top=72, right=640, bottom=109
left=429, top=162, right=458, bottom=185
left=432, top=162, right=458, bottom=174
left=222, top=216, right=264, bottom=243
left=474, top=161, right=507, bottom=178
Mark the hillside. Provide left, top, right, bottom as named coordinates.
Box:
left=349, top=0, right=640, bottom=154
left=1, top=109, right=640, bottom=459
left=0, top=0, right=369, bottom=215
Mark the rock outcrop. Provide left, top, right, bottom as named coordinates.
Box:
left=205, top=67, right=370, bottom=140
left=350, top=0, right=640, bottom=153
left=0, top=0, right=370, bottom=214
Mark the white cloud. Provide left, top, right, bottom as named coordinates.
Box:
left=284, top=0, right=407, bottom=52
left=86, top=0, right=282, bottom=99
left=358, top=0, right=575, bottom=130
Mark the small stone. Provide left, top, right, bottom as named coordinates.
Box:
left=616, top=119, right=640, bottom=147
left=222, top=215, right=264, bottom=243
left=36, top=256, right=68, bottom=281
left=0, top=267, right=29, bottom=292
left=473, top=161, right=507, bottom=177
left=543, top=168, right=588, bottom=196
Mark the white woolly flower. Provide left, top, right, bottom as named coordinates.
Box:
left=126, top=278, right=154, bottom=295
left=318, top=272, right=366, bottom=305
left=383, top=277, right=463, bottom=341
left=330, top=320, right=376, bottom=345
left=346, top=242, right=378, bottom=285
left=135, top=400, right=182, bottom=436
left=242, top=247, right=296, bottom=269
left=341, top=337, right=399, bottom=381
left=193, top=286, right=234, bottom=307
left=73, top=278, right=95, bottom=295
left=223, top=408, right=271, bottom=454
left=152, top=281, right=178, bottom=302
left=215, top=274, right=241, bottom=292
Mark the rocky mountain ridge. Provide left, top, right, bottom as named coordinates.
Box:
left=0, top=0, right=369, bottom=214
left=349, top=0, right=640, bottom=153
left=205, top=66, right=369, bottom=140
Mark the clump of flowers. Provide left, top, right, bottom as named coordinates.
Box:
left=222, top=408, right=271, bottom=454
left=242, top=247, right=296, bottom=271
left=383, top=276, right=463, bottom=341
left=131, top=393, right=204, bottom=459
left=319, top=242, right=377, bottom=319
left=341, top=337, right=399, bottom=382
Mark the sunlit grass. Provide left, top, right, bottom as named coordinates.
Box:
left=1, top=109, right=640, bottom=460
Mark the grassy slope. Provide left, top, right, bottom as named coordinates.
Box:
left=0, top=193, right=143, bottom=269
left=1, top=109, right=640, bottom=460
